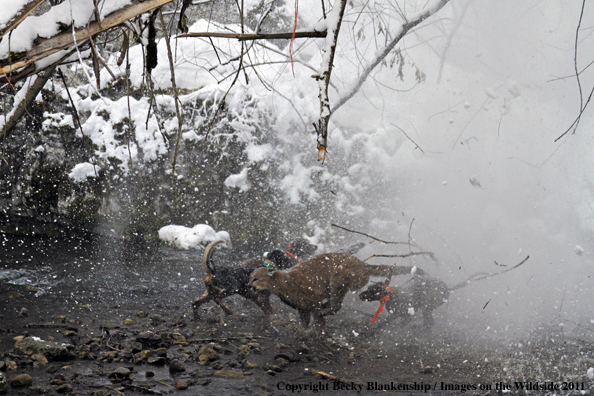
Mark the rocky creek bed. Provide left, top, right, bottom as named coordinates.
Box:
left=1, top=236, right=594, bottom=395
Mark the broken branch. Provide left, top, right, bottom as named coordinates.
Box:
left=176, top=30, right=327, bottom=41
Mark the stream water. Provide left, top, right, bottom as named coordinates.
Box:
left=1, top=234, right=594, bottom=395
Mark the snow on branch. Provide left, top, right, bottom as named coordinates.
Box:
left=313, top=0, right=347, bottom=162
left=0, top=0, right=173, bottom=84
left=0, top=64, right=56, bottom=141
left=177, top=30, right=327, bottom=41
left=0, top=0, right=46, bottom=40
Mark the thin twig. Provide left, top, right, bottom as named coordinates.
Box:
left=159, top=10, right=184, bottom=194
left=391, top=122, right=424, bottom=153
left=555, top=0, right=590, bottom=142
left=364, top=252, right=435, bottom=260
left=331, top=223, right=409, bottom=245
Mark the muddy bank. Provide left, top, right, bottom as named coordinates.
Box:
left=1, top=236, right=593, bottom=395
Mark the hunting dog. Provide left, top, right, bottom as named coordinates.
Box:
left=359, top=272, right=491, bottom=328
left=193, top=238, right=317, bottom=319
left=249, top=253, right=422, bottom=332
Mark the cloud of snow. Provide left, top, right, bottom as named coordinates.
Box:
left=68, top=162, right=100, bottom=182
left=224, top=168, right=251, bottom=192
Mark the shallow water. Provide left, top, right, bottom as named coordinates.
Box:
left=1, top=235, right=594, bottom=395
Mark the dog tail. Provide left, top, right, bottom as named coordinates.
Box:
left=203, top=239, right=227, bottom=275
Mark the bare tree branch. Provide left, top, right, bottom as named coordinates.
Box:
left=0, top=65, right=57, bottom=141
left=176, top=30, right=327, bottom=41
left=0, top=0, right=174, bottom=83
left=313, top=0, right=348, bottom=162
left=331, top=0, right=451, bottom=115
left=0, top=0, right=46, bottom=40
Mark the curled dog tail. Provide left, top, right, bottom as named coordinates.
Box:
left=203, top=239, right=227, bottom=275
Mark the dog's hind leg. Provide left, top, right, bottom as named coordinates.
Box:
left=214, top=297, right=234, bottom=315
left=193, top=291, right=215, bottom=320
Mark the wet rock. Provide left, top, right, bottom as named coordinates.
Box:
left=135, top=331, right=164, bottom=348
left=197, top=378, right=212, bottom=386
left=62, top=330, right=77, bottom=337
left=0, top=372, right=6, bottom=393
left=266, top=370, right=276, bottom=376
left=174, top=316, right=187, bottom=327
left=55, top=383, right=73, bottom=393
left=275, top=357, right=289, bottom=368
left=15, top=337, right=74, bottom=361
left=29, top=386, right=50, bottom=394
left=108, top=367, right=131, bottom=382
left=145, top=371, right=155, bottom=378
left=150, top=315, right=164, bottom=325
left=123, top=318, right=135, bottom=326
left=10, top=374, right=32, bottom=388
left=241, top=360, right=259, bottom=370
left=237, top=345, right=250, bottom=354
left=134, top=350, right=152, bottom=362
left=19, top=308, right=28, bottom=317
left=169, top=360, right=186, bottom=373
left=31, top=353, right=48, bottom=365
left=136, top=311, right=147, bottom=318
left=49, top=379, right=65, bottom=386
left=128, top=342, right=143, bottom=354
left=198, top=355, right=209, bottom=366
left=265, top=364, right=283, bottom=373
left=98, top=351, right=118, bottom=362
left=154, top=347, right=168, bottom=357
left=214, top=370, right=244, bottom=379
left=275, top=352, right=299, bottom=362
left=262, top=384, right=274, bottom=391
left=6, top=360, right=18, bottom=370
left=174, top=380, right=188, bottom=390
left=197, top=346, right=218, bottom=361
left=247, top=342, right=260, bottom=348
left=147, top=356, right=166, bottom=365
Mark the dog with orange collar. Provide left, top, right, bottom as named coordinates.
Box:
left=359, top=275, right=449, bottom=328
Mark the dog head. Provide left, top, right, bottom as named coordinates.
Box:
left=265, top=250, right=294, bottom=269
left=249, top=267, right=276, bottom=291
left=359, top=282, right=392, bottom=301
left=287, top=238, right=317, bottom=259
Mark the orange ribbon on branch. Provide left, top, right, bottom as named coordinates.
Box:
left=289, top=0, right=299, bottom=76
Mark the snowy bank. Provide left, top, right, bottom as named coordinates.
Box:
left=158, top=224, right=230, bottom=250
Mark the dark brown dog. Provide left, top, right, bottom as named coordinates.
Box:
left=359, top=276, right=449, bottom=328
left=249, top=253, right=421, bottom=332
left=193, top=238, right=317, bottom=319
left=359, top=272, right=487, bottom=327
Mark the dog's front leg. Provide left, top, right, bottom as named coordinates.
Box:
left=251, top=290, right=275, bottom=315
left=311, top=313, right=326, bottom=334
left=298, top=309, right=311, bottom=328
